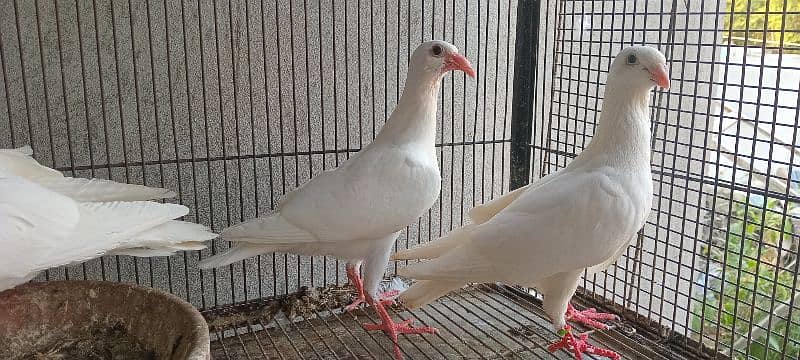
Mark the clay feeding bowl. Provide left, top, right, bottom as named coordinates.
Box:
left=0, top=280, right=210, bottom=360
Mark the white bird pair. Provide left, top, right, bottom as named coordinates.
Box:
left=1, top=40, right=669, bottom=360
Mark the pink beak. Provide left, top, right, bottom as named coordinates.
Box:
left=647, top=63, right=670, bottom=89
left=443, top=53, right=476, bottom=78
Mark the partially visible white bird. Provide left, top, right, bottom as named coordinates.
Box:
left=198, top=40, right=475, bottom=359
left=0, top=146, right=216, bottom=292
left=393, top=45, right=670, bottom=360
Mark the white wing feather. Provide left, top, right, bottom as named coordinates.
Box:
left=0, top=176, right=80, bottom=281
left=0, top=148, right=214, bottom=291
left=0, top=146, right=176, bottom=201
left=0, top=147, right=62, bottom=178
left=33, top=176, right=176, bottom=202
left=399, top=169, right=637, bottom=284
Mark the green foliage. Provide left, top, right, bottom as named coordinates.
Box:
left=724, top=0, right=800, bottom=52
left=692, top=193, right=800, bottom=359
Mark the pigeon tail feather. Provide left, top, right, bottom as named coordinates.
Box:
left=13, top=146, right=33, bottom=156
left=109, top=221, right=215, bottom=257
left=197, top=243, right=280, bottom=269
left=221, top=213, right=316, bottom=244
left=399, top=280, right=465, bottom=309
left=391, top=224, right=472, bottom=260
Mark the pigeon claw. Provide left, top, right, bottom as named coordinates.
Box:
left=345, top=290, right=399, bottom=311
left=566, top=303, right=619, bottom=330
left=548, top=326, right=620, bottom=360
left=362, top=295, right=438, bottom=360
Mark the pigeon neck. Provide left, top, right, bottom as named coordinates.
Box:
left=581, top=85, right=653, bottom=166
left=375, top=72, right=441, bottom=148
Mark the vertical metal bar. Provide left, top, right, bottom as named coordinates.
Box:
left=316, top=0, right=328, bottom=286
left=742, top=1, right=779, bottom=356
left=687, top=0, right=724, bottom=347
left=0, top=12, right=15, bottom=147
left=196, top=0, right=220, bottom=308
left=258, top=0, right=277, bottom=298
left=226, top=0, right=246, bottom=302
left=161, top=0, right=188, bottom=298
left=301, top=0, right=315, bottom=288
left=331, top=0, right=341, bottom=285
left=243, top=0, right=262, bottom=300
left=509, top=0, right=539, bottom=190
left=210, top=0, right=234, bottom=305
left=472, top=0, right=481, bottom=207
left=129, top=0, right=155, bottom=288
left=178, top=0, right=204, bottom=307
left=285, top=0, right=302, bottom=293
left=500, top=0, right=514, bottom=195
left=720, top=0, right=754, bottom=355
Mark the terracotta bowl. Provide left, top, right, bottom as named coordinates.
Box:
left=0, top=280, right=210, bottom=360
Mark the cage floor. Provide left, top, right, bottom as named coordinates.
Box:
left=203, top=284, right=686, bottom=360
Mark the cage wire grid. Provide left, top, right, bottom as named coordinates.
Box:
left=0, top=0, right=798, bottom=359
left=535, top=0, right=800, bottom=359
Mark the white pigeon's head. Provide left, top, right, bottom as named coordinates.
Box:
left=610, top=46, right=670, bottom=91
left=409, top=40, right=476, bottom=80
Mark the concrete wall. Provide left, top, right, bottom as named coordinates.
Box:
left=0, top=0, right=517, bottom=308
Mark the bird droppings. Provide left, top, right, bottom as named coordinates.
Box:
left=204, top=283, right=354, bottom=330
left=507, top=324, right=554, bottom=339
left=282, top=284, right=355, bottom=319
left=17, top=321, right=155, bottom=360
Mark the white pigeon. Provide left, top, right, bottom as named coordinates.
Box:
left=198, top=40, right=474, bottom=359
left=393, top=46, right=670, bottom=360
left=0, top=146, right=216, bottom=291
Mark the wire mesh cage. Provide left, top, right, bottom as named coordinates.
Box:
left=0, top=0, right=798, bottom=359
left=534, top=0, right=800, bottom=359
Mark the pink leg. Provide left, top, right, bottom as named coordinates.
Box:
left=344, top=264, right=399, bottom=312
left=344, top=264, right=367, bottom=311
left=565, top=303, right=619, bottom=330
left=548, top=326, right=620, bottom=360
left=361, top=293, right=438, bottom=360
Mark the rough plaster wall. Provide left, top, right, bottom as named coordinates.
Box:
left=0, top=0, right=517, bottom=308
left=533, top=0, right=720, bottom=333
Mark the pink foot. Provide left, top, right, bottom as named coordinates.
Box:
left=548, top=326, right=620, bottom=360
left=345, top=290, right=400, bottom=312
left=362, top=295, right=438, bottom=360
left=566, top=303, right=619, bottom=330
left=343, top=264, right=400, bottom=311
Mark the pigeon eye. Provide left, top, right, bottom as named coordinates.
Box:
left=626, top=54, right=638, bottom=64
left=431, top=45, right=443, bottom=57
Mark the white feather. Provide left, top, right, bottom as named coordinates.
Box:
left=399, top=46, right=665, bottom=332
left=201, top=41, right=467, bottom=300
left=32, top=176, right=176, bottom=202
left=0, top=150, right=214, bottom=291
left=0, top=147, right=62, bottom=178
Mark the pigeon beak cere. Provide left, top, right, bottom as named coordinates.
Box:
left=647, top=63, right=670, bottom=89
left=443, top=53, right=476, bottom=78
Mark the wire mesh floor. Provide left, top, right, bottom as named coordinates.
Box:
left=203, top=283, right=695, bottom=359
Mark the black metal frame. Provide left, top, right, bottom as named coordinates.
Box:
left=509, top=0, right=538, bottom=190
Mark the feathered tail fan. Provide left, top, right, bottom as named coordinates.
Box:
left=198, top=214, right=318, bottom=269
left=110, top=221, right=216, bottom=257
